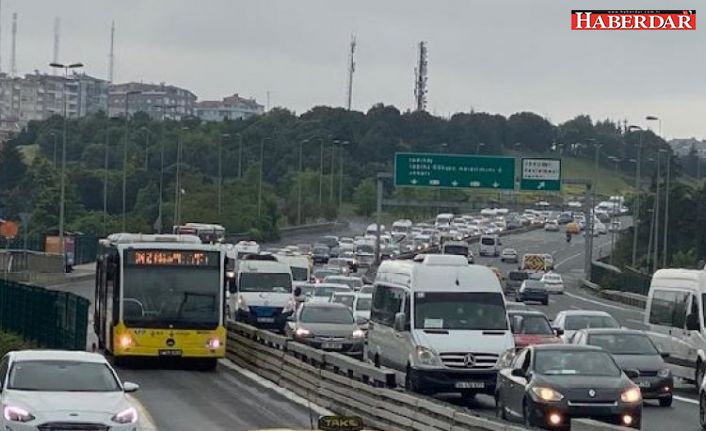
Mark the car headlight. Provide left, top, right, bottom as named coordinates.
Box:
left=112, top=406, right=138, bottom=424
left=295, top=327, right=312, bottom=338
left=531, top=386, right=564, bottom=402
left=226, top=270, right=236, bottom=279
left=352, top=329, right=365, bottom=338
left=657, top=368, right=671, bottom=378
left=415, top=346, right=441, bottom=366
left=3, top=405, right=35, bottom=422
left=620, top=387, right=642, bottom=403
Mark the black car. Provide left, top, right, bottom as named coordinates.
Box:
left=316, top=236, right=340, bottom=257
left=312, top=244, right=330, bottom=264
left=516, top=279, right=549, bottom=305
left=496, top=345, right=642, bottom=429
left=570, top=328, right=673, bottom=407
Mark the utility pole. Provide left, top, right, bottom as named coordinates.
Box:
left=297, top=139, right=308, bottom=225
left=218, top=133, right=229, bottom=215
left=653, top=151, right=661, bottom=273
left=330, top=141, right=336, bottom=202
left=663, top=152, right=671, bottom=267
left=258, top=137, right=268, bottom=221
left=103, top=124, right=110, bottom=236
left=413, top=41, right=428, bottom=112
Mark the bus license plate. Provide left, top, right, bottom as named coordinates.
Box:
left=257, top=317, right=275, bottom=323
left=159, top=349, right=183, bottom=356
left=455, top=381, right=485, bottom=389
left=322, top=342, right=342, bottom=350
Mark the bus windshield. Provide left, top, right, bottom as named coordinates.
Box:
left=122, top=266, right=221, bottom=329
left=290, top=266, right=309, bottom=282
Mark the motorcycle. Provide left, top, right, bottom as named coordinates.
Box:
left=566, top=233, right=572, bottom=243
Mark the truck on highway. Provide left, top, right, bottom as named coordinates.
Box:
left=520, top=253, right=549, bottom=273
left=95, top=233, right=226, bottom=369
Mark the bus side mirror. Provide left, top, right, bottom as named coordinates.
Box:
left=394, top=312, right=407, bottom=332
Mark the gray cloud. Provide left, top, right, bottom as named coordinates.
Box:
left=5, top=0, right=704, bottom=138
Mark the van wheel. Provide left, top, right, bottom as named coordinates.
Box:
left=697, top=361, right=705, bottom=386
left=405, top=366, right=421, bottom=393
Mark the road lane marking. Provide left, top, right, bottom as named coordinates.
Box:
left=673, top=395, right=698, bottom=405
left=564, top=291, right=644, bottom=314
left=128, top=395, right=159, bottom=431
left=219, top=359, right=333, bottom=416
left=554, top=252, right=583, bottom=269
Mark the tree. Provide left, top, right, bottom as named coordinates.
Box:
left=353, top=178, right=376, bottom=216
left=506, top=112, right=556, bottom=153
left=0, top=144, right=27, bottom=195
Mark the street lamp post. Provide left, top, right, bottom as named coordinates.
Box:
left=318, top=138, right=324, bottom=206
left=218, top=133, right=230, bottom=215
left=174, top=126, right=188, bottom=227
left=330, top=140, right=337, bottom=203
left=653, top=151, right=663, bottom=272
left=258, top=137, right=269, bottom=221
left=338, top=140, right=349, bottom=210
left=663, top=151, right=671, bottom=267
left=629, top=125, right=643, bottom=268
left=297, top=139, right=309, bottom=225
left=49, top=61, right=83, bottom=266
left=121, top=90, right=141, bottom=231
left=102, top=122, right=113, bottom=236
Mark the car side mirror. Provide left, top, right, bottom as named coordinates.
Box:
left=660, top=352, right=670, bottom=359
left=123, top=382, right=139, bottom=393
left=687, top=313, right=700, bottom=331
left=511, top=368, right=526, bottom=378
left=554, top=328, right=564, bottom=336
left=624, top=369, right=640, bottom=380
left=393, top=312, right=407, bottom=332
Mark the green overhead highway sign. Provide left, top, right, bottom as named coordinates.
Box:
left=394, top=152, right=515, bottom=190
left=520, top=158, right=562, bottom=191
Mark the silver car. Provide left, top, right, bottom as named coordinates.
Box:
left=285, top=302, right=365, bottom=359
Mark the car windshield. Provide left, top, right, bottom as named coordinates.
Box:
left=512, top=315, right=553, bottom=335
left=290, top=267, right=309, bottom=282
left=239, top=273, right=292, bottom=293
left=535, top=350, right=621, bottom=377
left=481, top=238, right=495, bottom=245
left=588, top=333, right=659, bottom=356
left=443, top=245, right=468, bottom=256
left=564, top=315, right=619, bottom=331
left=356, top=245, right=374, bottom=254
left=314, top=247, right=329, bottom=254
left=314, top=285, right=348, bottom=297
left=356, top=297, right=372, bottom=311
left=509, top=272, right=528, bottom=281
left=123, top=265, right=221, bottom=329
left=8, top=360, right=121, bottom=392
left=414, top=292, right=507, bottom=330
left=332, top=294, right=355, bottom=308
left=300, top=306, right=354, bottom=324
left=524, top=281, right=545, bottom=289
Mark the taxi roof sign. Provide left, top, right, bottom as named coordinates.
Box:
left=318, top=415, right=364, bottom=431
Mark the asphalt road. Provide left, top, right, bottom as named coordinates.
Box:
left=461, top=223, right=701, bottom=431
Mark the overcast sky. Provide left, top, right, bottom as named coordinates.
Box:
left=6, top=0, right=705, bottom=139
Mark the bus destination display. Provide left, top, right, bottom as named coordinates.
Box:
left=126, top=250, right=219, bottom=267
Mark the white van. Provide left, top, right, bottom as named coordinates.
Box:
left=229, top=255, right=295, bottom=331
left=366, top=224, right=385, bottom=237
left=645, top=269, right=706, bottom=385
left=368, top=254, right=514, bottom=397
left=435, top=213, right=454, bottom=228
left=479, top=234, right=501, bottom=257
left=275, top=254, right=311, bottom=286
left=391, top=219, right=413, bottom=240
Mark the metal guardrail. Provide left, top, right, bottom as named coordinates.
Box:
left=226, top=321, right=629, bottom=431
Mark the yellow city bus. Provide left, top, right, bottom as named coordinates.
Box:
left=95, top=233, right=226, bottom=369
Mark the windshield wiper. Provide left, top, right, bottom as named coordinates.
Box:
left=423, top=329, right=449, bottom=334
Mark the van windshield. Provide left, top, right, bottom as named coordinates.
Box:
left=414, top=292, right=507, bottom=330
left=239, top=273, right=292, bottom=293
left=443, top=245, right=468, bottom=256
left=481, top=238, right=496, bottom=246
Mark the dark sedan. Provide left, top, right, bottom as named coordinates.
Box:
left=496, top=345, right=642, bottom=429
left=570, top=328, right=673, bottom=406
left=516, top=279, right=549, bottom=305
left=284, top=302, right=365, bottom=359
left=312, top=245, right=330, bottom=264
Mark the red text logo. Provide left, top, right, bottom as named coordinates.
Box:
left=571, top=10, right=696, bottom=30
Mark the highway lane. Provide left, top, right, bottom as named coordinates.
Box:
left=466, top=224, right=701, bottom=431
left=46, top=278, right=318, bottom=431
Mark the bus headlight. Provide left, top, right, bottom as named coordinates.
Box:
left=207, top=338, right=222, bottom=349
left=118, top=334, right=133, bottom=349
left=352, top=329, right=365, bottom=339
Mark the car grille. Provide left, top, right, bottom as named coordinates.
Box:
left=440, top=352, right=498, bottom=369
left=249, top=306, right=283, bottom=317
left=38, top=423, right=109, bottom=431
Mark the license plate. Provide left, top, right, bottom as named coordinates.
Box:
left=257, top=317, right=275, bottom=323
left=455, top=381, right=485, bottom=389
left=159, top=349, right=183, bottom=356
left=639, top=381, right=651, bottom=388
left=322, top=342, right=342, bottom=350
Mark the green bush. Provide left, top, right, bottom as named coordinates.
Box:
left=0, top=331, right=38, bottom=357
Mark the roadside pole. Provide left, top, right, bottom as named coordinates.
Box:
left=583, top=180, right=594, bottom=280
left=375, top=175, right=383, bottom=265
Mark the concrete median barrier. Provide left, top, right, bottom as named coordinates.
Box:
left=226, top=321, right=626, bottom=431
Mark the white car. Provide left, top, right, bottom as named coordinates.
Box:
left=552, top=310, right=620, bottom=343
left=544, top=220, right=560, bottom=232
left=0, top=350, right=140, bottom=430
left=541, top=272, right=564, bottom=293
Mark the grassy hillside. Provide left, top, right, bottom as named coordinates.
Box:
left=560, top=156, right=633, bottom=197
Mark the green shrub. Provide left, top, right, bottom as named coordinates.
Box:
left=0, top=331, right=38, bottom=357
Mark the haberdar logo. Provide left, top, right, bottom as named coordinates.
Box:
left=572, top=10, right=696, bottom=30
